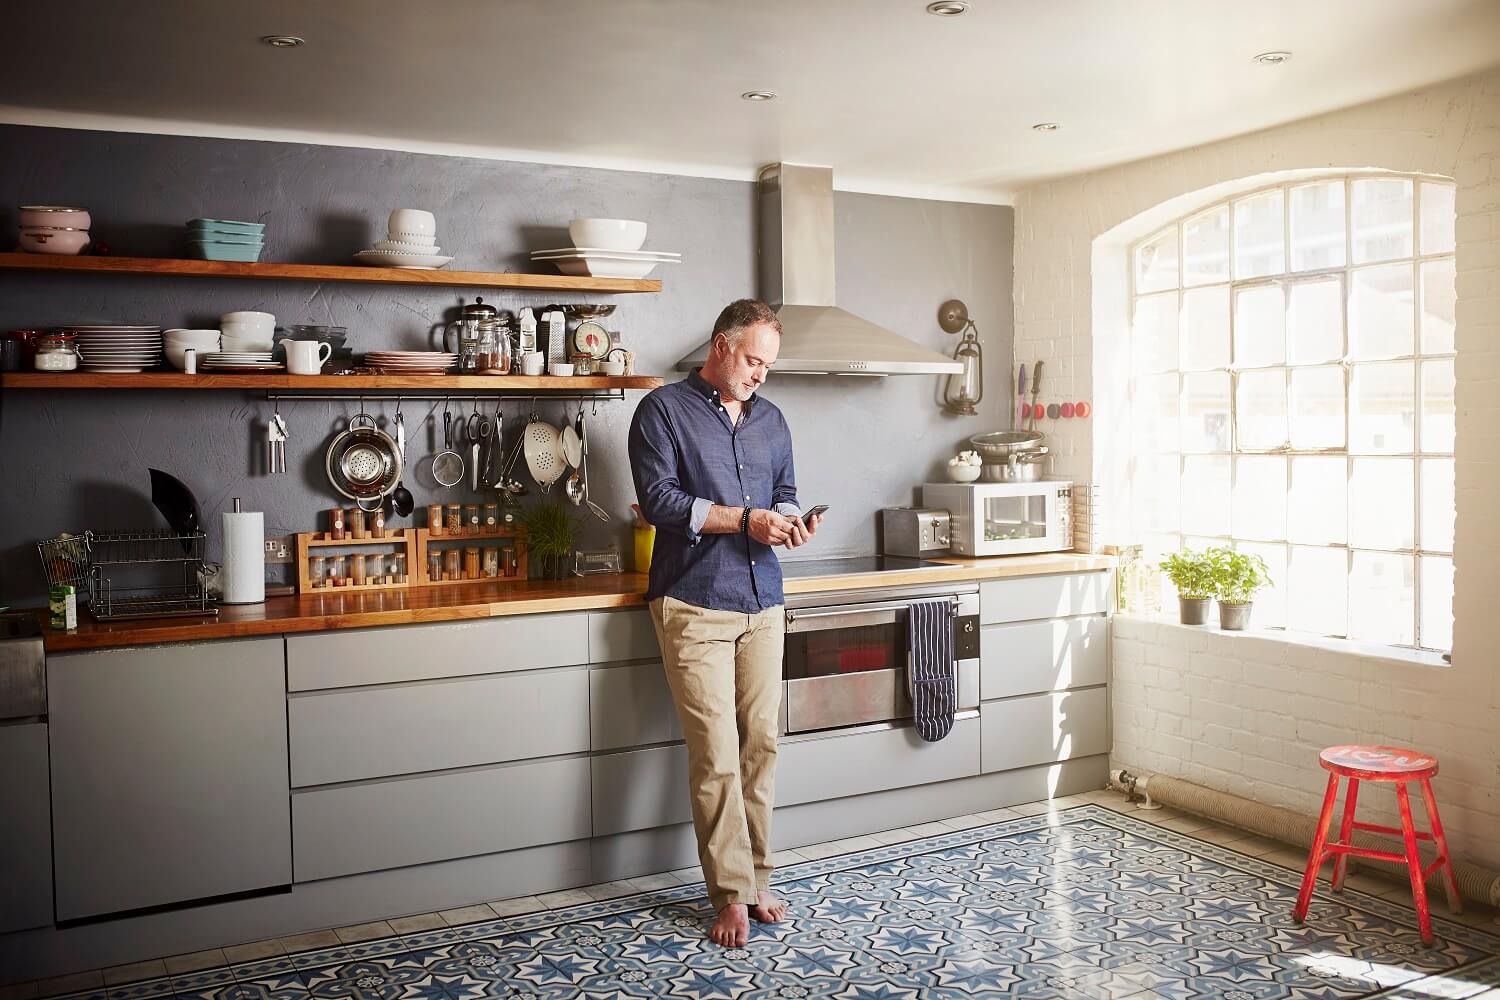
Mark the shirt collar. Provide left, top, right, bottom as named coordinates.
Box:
left=688, top=367, right=757, bottom=411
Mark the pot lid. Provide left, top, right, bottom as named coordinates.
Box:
left=458, top=296, right=498, bottom=319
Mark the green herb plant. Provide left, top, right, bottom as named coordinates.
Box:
left=1205, top=546, right=1272, bottom=605
left=1158, top=549, right=1215, bottom=601
left=523, top=500, right=576, bottom=576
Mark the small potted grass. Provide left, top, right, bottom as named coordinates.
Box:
left=1206, top=546, right=1272, bottom=631
left=1159, top=549, right=1215, bottom=625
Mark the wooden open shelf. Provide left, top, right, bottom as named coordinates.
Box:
left=0, top=372, right=664, bottom=391
left=0, top=252, right=662, bottom=293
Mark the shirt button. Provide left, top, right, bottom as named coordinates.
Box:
left=751, top=560, right=756, bottom=566
left=744, top=495, right=750, bottom=501
left=738, top=464, right=744, bottom=470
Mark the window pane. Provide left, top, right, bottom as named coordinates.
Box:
left=1348, top=551, right=1414, bottom=646
left=1135, top=228, right=1179, bottom=294
left=1287, top=278, right=1343, bottom=364
left=1420, top=358, right=1455, bottom=453
left=1132, top=291, right=1178, bottom=374
left=1420, top=458, right=1454, bottom=554
left=1288, top=545, right=1347, bottom=637
left=1350, top=263, right=1415, bottom=360
left=1232, top=456, right=1287, bottom=541
left=1289, top=366, right=1345, bottom=450
left=1234, top=284, right=1286, bottom=368
left=1352, top=177, right=1414, bottom=264
left=1235, top=369, right=1288, bottom=451
left=1237, top=541, right=1287, bottom=629
left=1290, top=180, right=1346, bottom=271
left=1420, top=258, right=1456, bottom=355
left=1419, top=555, right=1453, bottom=651
left=1183, top=205, right=1230, bottom=287
left=1419, top=182, right=1456, bottom=256
left=1180, top=286, right=1230, bottom=371
left=1349, top=457, right=1414, bottom=550
left=1135, top=454, right=1181, bottom=533
left=1181, top=373, right=1231, bottom=452
left=1350, top=361, right=1415, bottom=454
left=1233, top=189, right=1286, bottom=279
left=1132, top=373, right=1180, bottom=453
left=1181, top=456, right=1230, bottom=536
left=1289, top=456, right=1347, bottom=544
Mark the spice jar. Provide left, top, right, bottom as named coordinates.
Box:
left=329, top=507, right=347, bottom=540
left=349, top=507, right=367, bottom=539
left=371, top=507, right=387, bottom=539
left=34, top=334, right=79, bottom=372
left=464, top=504, right=480, bottom=535
left=331, top=555, right=348, bottom=586
left=367, top=553, right=385, bottom=584
left=352, top=553, right=367, bottom=585
left=444, top=548, right=461, bottom=581
left=445, top=504, right=462, bottom=534
left=391, top=553, right=407, bottom=584
left=310, top=555, right=327, bottom=587
left=502, top=545, right=517, bottom=577
left=483, top=503, right=498, bottom=530
left=428, top=550, right=442, bottom=583
left=427, top=504, right=444, bottom=536
left=483, top=547, right=500, bottom=578
left=464, top=546, right=481, bottom=580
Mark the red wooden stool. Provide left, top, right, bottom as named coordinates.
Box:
left=1292, top=744, right=1461, bottom=944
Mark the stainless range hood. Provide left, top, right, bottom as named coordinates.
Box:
left=676, top=163, right=963, bottom=377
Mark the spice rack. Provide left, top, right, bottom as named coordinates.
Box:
left=415, top=527, right=528, bottom=587
left=295, top=528, right=419, bottom=595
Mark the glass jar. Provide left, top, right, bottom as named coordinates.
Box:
left=464, top=546, right=481, bottom=580
left=348, top=507, right=367, bottom=539
left=34, top=334, right=79, bottom=372
left=428, top=550, right=442, bottom=583
left=331, top=556, right=347, bottom=586
left=464, top=504, right=480, bottom=535
left=370, top=507, right=386, bottom=538
left=392, top=553, right=407, bottom=584
left=476, top=318, right=509, bottom=373
left=427, top=504, right=444, bottom=535
left=445, top=504, right=462, bottom=534
left=366, top=553, right=384, bottom=584
left=309, top=555, right=327, bottom=587
left=483, top=503, right=499, bottom=530
left=444, top=549, right=462, bottom=581
left=352, top=553, right=367, bottom=586
left=483, top=548, right=500, bottom=578
left=329, top=507, right=346, bottom=540
left=502, top=545, right=517, bottom=577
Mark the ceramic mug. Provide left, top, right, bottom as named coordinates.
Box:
left=521, top=351, right=545, bottom=376
left=282, top=340, right=332, bottom=374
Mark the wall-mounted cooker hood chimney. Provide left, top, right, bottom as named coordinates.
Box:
left=675, top=163, right=963, bottom=377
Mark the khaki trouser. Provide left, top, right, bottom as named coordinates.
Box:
left=650, top=595, right=785, bottom=912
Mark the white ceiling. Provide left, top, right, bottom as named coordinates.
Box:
left=8, top=0, right=1500, bottom=203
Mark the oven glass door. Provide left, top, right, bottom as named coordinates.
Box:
left=784, top=602, right=913, bottom=734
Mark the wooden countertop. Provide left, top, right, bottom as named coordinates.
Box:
left=35, top=552, right=1113, bottom=652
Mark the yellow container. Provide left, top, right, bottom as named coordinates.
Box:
left=633, top=526, right=656, bottom=574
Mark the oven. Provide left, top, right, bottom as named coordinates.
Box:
left=780, top=582, right=979, bottom=738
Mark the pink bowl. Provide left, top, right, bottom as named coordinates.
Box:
left=19, top=228, right=90, bottom=255
left=19, top=206, right=91, bottom=229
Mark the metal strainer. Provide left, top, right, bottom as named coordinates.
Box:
left=523, top=410, right=565, bottom=493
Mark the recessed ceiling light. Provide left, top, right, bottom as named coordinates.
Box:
left=741, top=91, right=777, bottom=102
left=926, top=1, right=969, bottom=15
left=260, top=35, right=305, bottom=48
left=1254, top=51, right=1291, bottom=65
left=1032, top=122, right=1060, bottom=132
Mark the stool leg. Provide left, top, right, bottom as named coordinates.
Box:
left=1294, top=772, right=1341, bottom=923
left=1331, top=776, right=1360, bottom=892
left=1420, top=777, right=1463, bottom=915
left=1396, top=782, right=1434, bottom=945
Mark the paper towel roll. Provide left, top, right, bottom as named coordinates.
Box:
left=222, top=500, right=265, bottom=605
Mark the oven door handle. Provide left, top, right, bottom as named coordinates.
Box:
left=785, top=596, right=958, bottom=634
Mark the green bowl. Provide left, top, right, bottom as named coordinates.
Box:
left=189, top=242, right=264, bottom=263
left=187, top=218, right=265, bottom=235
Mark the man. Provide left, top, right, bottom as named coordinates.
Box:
left=628, top=298, right=822, bottom=948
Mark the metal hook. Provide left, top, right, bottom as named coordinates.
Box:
left=590, top=397, right=599, bottom=417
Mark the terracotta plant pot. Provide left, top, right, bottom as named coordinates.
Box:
left=1219, top=601, right=1253, bottom=631
left=1178, top=596, right=1211, bottom=625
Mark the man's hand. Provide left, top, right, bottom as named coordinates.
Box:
left=782, top=512, right=821, bottom=549
left=747, top=508, right=796, bottom=545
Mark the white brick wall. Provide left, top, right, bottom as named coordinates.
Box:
left=1014, top=70, right=1500, bottom=869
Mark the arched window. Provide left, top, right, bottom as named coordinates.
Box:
left=1129, top=174, right=1456, bottom=651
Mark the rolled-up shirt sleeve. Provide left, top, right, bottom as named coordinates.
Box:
left=771, top=411, right=800, bottom=513
left=629, top=395, right=709, bottom=543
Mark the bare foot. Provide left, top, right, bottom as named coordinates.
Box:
left=749, top=891, right=788, bottom=924
left=709, top=903, right=750, bottom=947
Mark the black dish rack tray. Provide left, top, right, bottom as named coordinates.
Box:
left=37, top=529, right=219, bottom=621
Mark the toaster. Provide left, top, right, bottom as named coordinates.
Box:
left=879, top=507, right=952, bottom=557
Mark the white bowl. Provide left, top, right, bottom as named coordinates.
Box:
left=388, top=209, right=436, bottom=237
left=219, top=311, right=275, bottom=332
left=385, top=231, right=436, bottom=246
left=599, top=360, right=626, bottom=377
left=569, top=218, right=647, bottom=252
left=164, top=329, right=222, bottom=347
left=221, top=336, right=273, bottom=352
left=947, top=463, right=983, bottom=483
left=549, top=362, right=574, bottom=377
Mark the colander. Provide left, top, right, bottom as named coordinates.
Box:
left=325, top=413, right=402, bottom=509
left=523, top=416, right=566, bottom=492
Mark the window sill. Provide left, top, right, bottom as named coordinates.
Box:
left=1115, top=612, right=1451, bottom=670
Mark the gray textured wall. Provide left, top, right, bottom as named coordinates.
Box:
left=0, top=125, right=1012, bottom=604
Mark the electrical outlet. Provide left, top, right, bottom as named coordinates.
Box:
left=263, top=535, right=295, bottom=564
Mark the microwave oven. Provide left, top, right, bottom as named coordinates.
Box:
left=920, top=480, right=1073, bottom=557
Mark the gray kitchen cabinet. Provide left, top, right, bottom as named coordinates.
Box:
left=289, top=667, right=589, bottom=787
left=980, top=616, right=1108, bottom=700
left=0, top=722, right=52, bottom=932
left=292, top=756, right=591, bottom=882
left=979, top=572, right=1109, bottom=626
left=980, top=687, right=1109, bottom=774
left=286, top=613, right=589, bottom=691
left=48, top=638, right=291, bottom=921
left=588, top=609, right=661, bottom=664
left=589, top=660, right=680, bottom=752
left=592, top=745, right=692, bottom=836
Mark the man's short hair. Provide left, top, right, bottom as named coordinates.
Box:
left=712, top=298, right=782, bottom=349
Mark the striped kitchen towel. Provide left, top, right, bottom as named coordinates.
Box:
left=908, top=598, right=956, bottom=743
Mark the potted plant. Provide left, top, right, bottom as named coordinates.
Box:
left=1206, top=546, right=1272, bottom=631
left=1158, top=549, right=1215, bottom=625
left=523, top=500, right=575, bottom=580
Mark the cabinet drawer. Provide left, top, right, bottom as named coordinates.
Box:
left=292, top=757, right=591, bottom=882
left=780, top=717, right=981, bottom=806
left=980, top=616, right=1108, bottom=700
left=589, top=609, right=661, bottom=664
left=590, top=661, right=681, bottom=752
left=0, top=723, right=52, bottom=932
left=287, top=614, right=589, bottom=691
left=592, top=745, right=691, bottom=836
left=979, top=572, right=1109, bottom=625
left=290, top=668, right=589, bottom=787
left=980, top=687, right=1109, bottom=774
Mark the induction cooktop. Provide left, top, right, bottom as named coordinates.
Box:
left=779, top=556, right=948, bottom=579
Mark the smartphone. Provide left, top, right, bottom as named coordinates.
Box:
left=803, top=504, right=830, bottom=520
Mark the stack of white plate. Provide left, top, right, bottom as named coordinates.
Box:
left=364, top=351, right=457, bottom=375
left=200, top=352, right=284, bottom=373
left=65, top=326, right=164, bottom=372
left=353, top=209, right=453, bottom=269
left=529, top=246, right=680, bottom=279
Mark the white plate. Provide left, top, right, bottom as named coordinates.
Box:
left=374, top=240, right=443, bottom=254
left=354, top=250, right=454, bottom=269
left=65, top=325, right=162, bottom=331
left=548, top=257, right=676, bottom=279
left=530, top=247, right=681, bottom=259
left=365, top=351, right=458, bottom=358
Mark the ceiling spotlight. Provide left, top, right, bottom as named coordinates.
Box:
left=1254, top=51, right=1292, bottom=65
left=926, top=1, right=969, bottom=14
left=741, top=91, right=777, bottom=102
left=260, top=35, right=305, bottom=48
left=1032, top=122, right=1060, bottom=132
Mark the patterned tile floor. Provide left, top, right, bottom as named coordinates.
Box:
left=13, top=793, right=1500, bottom=1000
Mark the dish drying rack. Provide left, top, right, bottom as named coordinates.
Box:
left=37, top=529, right=218, bottom=621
